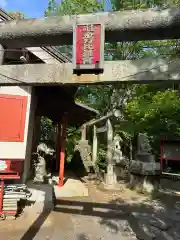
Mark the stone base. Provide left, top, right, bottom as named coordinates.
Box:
left=114, top=166, right=129, bottom=182
left=54, top=177, right=88, bottom=198
left=105, top=164, right=117, bottom=185
left=100, top=182, right=122, bottom=191
left=136, top=153, right=155, bottom=163
left=129, top=173, right=160, bottom=194
left=130, top=160, right=161, bottom=175
left=105, top=173, right=117, bottom=185
left=33, top=177, right=45, bottom=183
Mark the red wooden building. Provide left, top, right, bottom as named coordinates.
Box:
left=160, top=137, right=180, bottom=176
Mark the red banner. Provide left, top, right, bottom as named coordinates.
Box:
left=75, top=24, right=101, bottom=65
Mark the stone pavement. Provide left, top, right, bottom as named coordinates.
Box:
left=53, top=172, right=89, bottom=198
left=0, top=181, right=180, bottom=239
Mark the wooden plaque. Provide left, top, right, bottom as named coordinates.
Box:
left=73, top=23, right=104, bottom=75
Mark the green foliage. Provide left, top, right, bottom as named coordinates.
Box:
left=57, top=0, right=103, bottom=15
left=44, top=0, right=57, bottom=16
left=39, top=117, right=54, bottom=147
left=108, top=0, right=180, bottom=156
left=126, top=88, right=178, bottom=134
left=66, top=127, right=81, bottom=162
left=111, top=0, right=179, bottom=10
left=96, top=147, right=107, bottom=171
left=125, top=88, right=180, bottom=155
left=45, top=0, right=103, bottom=16
left=76, top=85, right=114, bottom=115
left=44, top=0, right=180, bottom=167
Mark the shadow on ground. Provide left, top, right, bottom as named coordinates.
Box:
left=20, top=210, right=51, bottom=240
left=19, top=183, right=54, bottom=240
left=17, top=178, right=180, bottom=240
left=54, top=186, right=180, bottom=240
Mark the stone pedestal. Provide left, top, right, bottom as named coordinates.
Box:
left=114, top=157, right=130, bottom=181
left=130, top=133, right=161, bottom=193
left=112, top=134, right=129, bottom=182
left=136, top=152, right=155, bottom=163
left=105, top=164, right=117, bottom=185
left=129, top=160, right=161, bottom=193
left=129, top=173, right=160, bottom=193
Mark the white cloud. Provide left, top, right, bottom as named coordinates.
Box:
left=0, top=0, right=7, bottom=8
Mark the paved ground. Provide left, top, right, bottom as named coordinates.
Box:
left=53, top=172, right=89, bottom=198
left=0, top=180, right=180, bottom=239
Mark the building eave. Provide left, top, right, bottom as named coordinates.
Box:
left=0, top=8, right=71, bottom=64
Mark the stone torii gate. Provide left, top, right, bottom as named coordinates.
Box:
left=0, top=8, right=179, bottom=85
left=0, top=7, right=179, bottom=47
left=0, top=7, right=179, bottom=190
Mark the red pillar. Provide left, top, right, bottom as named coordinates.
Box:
left=58, top=116, right=67, bottom=187
left=56, top=123, right=61, bottom=172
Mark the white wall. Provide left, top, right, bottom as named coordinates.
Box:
left=0, top=86, right=32, bottom=159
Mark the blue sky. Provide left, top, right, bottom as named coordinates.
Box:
left=0, top=0, right=50, bottom=18
left=0, top=0, right=111, bottom=18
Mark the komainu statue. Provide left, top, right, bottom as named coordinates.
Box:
left=33, top=143, right=54, bottom=183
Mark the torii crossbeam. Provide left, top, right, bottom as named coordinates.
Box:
left=0, top=58, right=180, bottom=85
left=0, top=8, right=179, bottom=48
